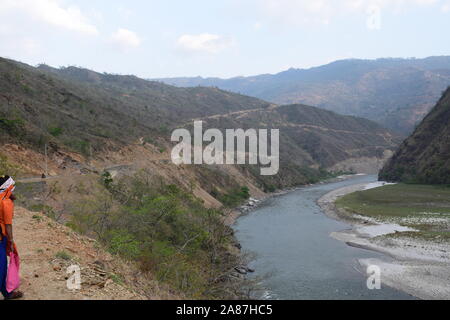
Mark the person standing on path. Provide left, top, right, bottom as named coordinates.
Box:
left=0, top=175, right=24, bottom=300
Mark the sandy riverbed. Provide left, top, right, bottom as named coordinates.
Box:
left=318, top=182, right=450, bottom=300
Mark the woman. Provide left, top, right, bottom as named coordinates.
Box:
left=0, top=175, right=24, bottom=300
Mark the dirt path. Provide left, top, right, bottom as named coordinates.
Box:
left=188, top=104, right=279, bottom=123
left=13, top=206, right=148, bottom=300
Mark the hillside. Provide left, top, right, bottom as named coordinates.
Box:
left=14, top=205, right=177, bottom=300
left=0, top=57, right=271, bottom=160
left=0, top=57, right=400, bottom=187
left=379, top=87, right=450, bottom=184
left=37, top=64, right=272, bottom=125
left=157, top=57, right=450, bottom=134
left=193, top=104, right=401, bottom=190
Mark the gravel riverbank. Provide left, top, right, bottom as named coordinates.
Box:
left=318, top=183, right=450, bottom=300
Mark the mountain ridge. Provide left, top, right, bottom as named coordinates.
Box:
left=155, top=56, right=450, bottom=134
left=0, top=56, right=400, bottom=188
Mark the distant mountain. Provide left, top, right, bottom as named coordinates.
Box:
left=155, top=57, right=450, bottom=134
left=379, top=87, right=450, bottom=184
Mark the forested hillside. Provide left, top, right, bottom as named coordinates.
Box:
left=0, top=57, right=271, bottom=157
left=379, top=87, right=450, bottom=184
left=0, top=57, right=400, bottom=187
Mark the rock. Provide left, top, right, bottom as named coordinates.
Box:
left=230, top=272, right=244, bottom=279
left=234, top=267, right=248, bottom=275
left=104, top=279, right=114, bottom=288
left=92, top=260, right=106, bottom=269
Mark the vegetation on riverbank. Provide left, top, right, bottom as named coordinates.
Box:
left=50, top=171, right=247, bottom=299
left=336, top=184, right=450, bottom=239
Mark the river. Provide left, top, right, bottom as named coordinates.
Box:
left=234, top=174, right=415, bottom=300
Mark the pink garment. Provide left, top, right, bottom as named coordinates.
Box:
left=6, top=252, right=20, bottom=293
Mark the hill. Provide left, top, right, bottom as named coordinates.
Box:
left=0, top=57, right=271, bottom=158
left=194, top=103, right=401, bottom=190
left=14, top=205, right=172, bottom=300
left=156, top=57, right=450, bottom=134
left=379, top=87, right=450, bottom=184
left=0, top=57, right=400, bottom=187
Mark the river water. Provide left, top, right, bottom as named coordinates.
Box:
left=234, top=174, right=415, bottom=300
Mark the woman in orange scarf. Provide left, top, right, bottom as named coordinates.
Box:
left=0, top=176, right=23, bottom=300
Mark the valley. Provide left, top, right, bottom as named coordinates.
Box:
left=0, top=54, right=449, bottom=301
left=2, top=0, right=450, bottom=306
left=0, top=56, right=403, bottom=299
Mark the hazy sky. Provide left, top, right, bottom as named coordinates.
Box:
left=1, top=0, right=450, bottom=78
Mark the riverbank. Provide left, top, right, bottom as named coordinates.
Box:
left=227, top=174, right=361, bottom=226
left=318, top=182, right=450, bottom=300
left=225, top=175, right=364, bottom=288
left=233, top=174, right=415, bottom=299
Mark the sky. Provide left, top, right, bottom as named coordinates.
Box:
left=0, top=0, right=450, bottom=78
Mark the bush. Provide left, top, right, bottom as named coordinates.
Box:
left=66, top=171, right=240, bottom=298
left=101, top=171, right=113, bottom=189
left=48, top=126, right=63, bottom=137
left=107, top=230, right=140, bottom=260
left=263, top=184, right=276, bottom=193
left=0, top=117, right=24, bottom=133
left=65, top=139, right=90, bottom=156
left=218, top=186, right=251, bottom=207
left=0, top=153, right=21, bottom=177
left=55, top=251, right=72, bottom=261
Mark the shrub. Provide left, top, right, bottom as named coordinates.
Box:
left=101, top=171, right=114, bottom=190
left=55, top=251, right=72, bottom=261
left=218, top=186, right=251, bottom=207
left=107, top=230, right=140, bottom=260
left=65, top=139, right=90, bottom=156
left=0, top=117, right=24, bottom=133
left=0, top=153, right=21, bottom=177
left=48, top=126, right=63, bottom=137
left=65, top=171, right=240, bottom=298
